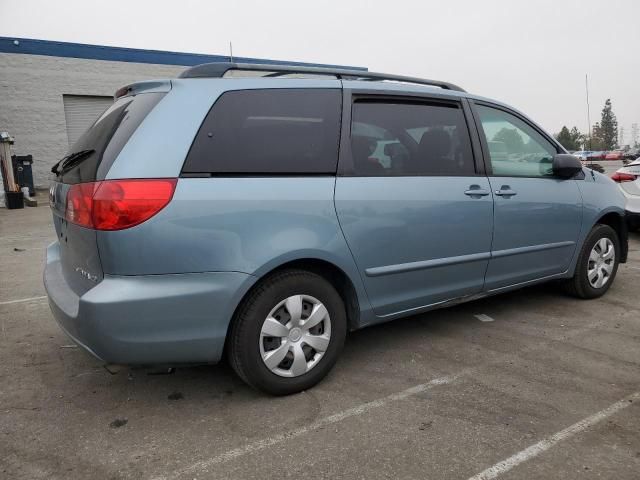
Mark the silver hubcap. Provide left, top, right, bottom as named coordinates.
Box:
left=587, top=238, right=615, bottom=288
left=259, top=294, right=331, bottom=378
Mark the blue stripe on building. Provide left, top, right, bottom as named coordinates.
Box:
left=0, top=37, right=366, bottom=70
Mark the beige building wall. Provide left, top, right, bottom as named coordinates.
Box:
left=0, top=53, right=184, bottom=187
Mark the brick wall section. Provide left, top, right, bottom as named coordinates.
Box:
left=0, top=53, right=185, bottom=187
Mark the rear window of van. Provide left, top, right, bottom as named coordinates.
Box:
left=54, top=92, right=166, bottom=184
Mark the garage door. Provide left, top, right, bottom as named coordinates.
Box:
left=62, top=95, right=113, bottom=148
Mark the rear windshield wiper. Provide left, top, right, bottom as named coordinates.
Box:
left=51, top=149, right=95, bottom=175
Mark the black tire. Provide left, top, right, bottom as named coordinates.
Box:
left=563, top=224, right=620, bottom=299
left=227, top=269, right=347, bottom=395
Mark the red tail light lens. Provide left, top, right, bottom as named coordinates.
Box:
left=65, top=179, right=177, bottom=230
left=92, top=179, right=177, bottom=230
left=611, top=172, right=637, bottom=183
left=66, top=183, right=98, bottom=228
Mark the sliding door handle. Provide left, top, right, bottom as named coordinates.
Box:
left=464, top=189, right=490, bottom=197
left=495, top=186, right=517, bottom=197
left=464, top=185, right=490, bottom=197
left=495, top=190, right=517, bottom=196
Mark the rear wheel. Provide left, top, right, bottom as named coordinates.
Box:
left=228, top=269, right=346, bottom=395
left=563, top=224, right=619, bottom=299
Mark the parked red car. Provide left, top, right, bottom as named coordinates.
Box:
left=605, top=151, right=624, bottom=160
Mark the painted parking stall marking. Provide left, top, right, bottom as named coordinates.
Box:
left=158, top=373, right=460, bottom=480
left=474, top=314, right=495, bottom=322
left=159, top=302, right=626, bottom=480
left=0, top=295, right=47, bottom=306
left=467, top=391, right=640, bottom=480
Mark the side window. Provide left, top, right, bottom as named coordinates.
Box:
left=349, top=100, right=475, bottom=176
left=183, top=89, right=341, bottom=174
left=476, top=105, right=557, bottom=177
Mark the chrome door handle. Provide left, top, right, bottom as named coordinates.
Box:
left=464, top=189, right=490, bottom=197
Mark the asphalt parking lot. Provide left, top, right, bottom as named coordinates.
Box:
left=591, top=159, right=626, bottom=176
left=1, top=202, right=639, bottom=480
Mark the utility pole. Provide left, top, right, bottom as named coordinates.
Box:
left=585, top=74, right=592, bottom=151
left=619, top=126, right=625, bottom=148
left=632, top=123, right=639, bottom=147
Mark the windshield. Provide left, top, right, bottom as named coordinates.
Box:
left=54, top=92, right=165, bottom=184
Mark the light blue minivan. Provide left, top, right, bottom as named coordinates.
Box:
left=45, top=63, right=628, bottom=394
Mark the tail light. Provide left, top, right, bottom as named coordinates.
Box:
left=610, top=172, right=637, bottom=183
left=65, top=179, right=177, bottom=230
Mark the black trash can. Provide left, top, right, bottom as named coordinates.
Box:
left=12, top=155, right=35, bottom=196
left=4, top=191, right=24, bottom=209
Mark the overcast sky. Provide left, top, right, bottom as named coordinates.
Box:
left=2, top=0, right=639, bottom=141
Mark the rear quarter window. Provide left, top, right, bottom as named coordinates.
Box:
left=182, top=89, right=342, bottom=174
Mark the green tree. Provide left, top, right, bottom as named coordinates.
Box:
left=598, top=98, right=618, bottom=150
left=555, top=126, right=584, bottom=151
left=570, top=127, right=584, bottom=150
left=493, top=128, right=524, bottom=152
left=587, top=122, right=606, bottom=150
left=555, top=126, right=573, bottom=149
left=554, top=125, right=575, bottom=150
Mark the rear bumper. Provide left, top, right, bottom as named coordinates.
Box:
left=619, top=187, right=640, bottom=231
left=44, top=242, right=256, bottom=365
left=620, top=187, right=640, bottom=213
left=627, top=210, right=640, bottom=230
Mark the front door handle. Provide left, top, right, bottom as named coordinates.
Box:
left=494, top=186, right=517, bottom=197
left=464, top=185, right=490, bottom=197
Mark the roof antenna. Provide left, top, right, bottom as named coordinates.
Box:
left=229, top=41, right=234, bottom=63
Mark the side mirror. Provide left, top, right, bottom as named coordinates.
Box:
left=552, top=154, right=583, bottom=178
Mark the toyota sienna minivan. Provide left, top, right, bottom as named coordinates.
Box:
left=45, top=63, right=628, bottom=395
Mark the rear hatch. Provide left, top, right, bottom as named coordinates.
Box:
left=50, top=90, right=167, bottom=296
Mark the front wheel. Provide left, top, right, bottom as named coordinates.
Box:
left=227, top=269, right=347, bottom=395
left=563, top=224, right=620, bottom=299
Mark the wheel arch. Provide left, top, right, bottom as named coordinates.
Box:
left=259, top=258, right=362, bottom=331
left=225, top=255, right=368, bottom=355
left=594, top=210, right=628, bottom=263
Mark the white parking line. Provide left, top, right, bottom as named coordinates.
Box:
left=474, top=314, right=495, bottom=322
left=0, top=234, right=53, bottom=242
left=0, top=295, right=47, bottom=306
left=158, top=373, right=460, bottom=480
left=467, top=391, right=640, bottom=480
left=159, top=306, right=620, bottom=479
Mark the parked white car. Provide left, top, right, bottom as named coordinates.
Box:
left=612, top=157, right=640, bottom=231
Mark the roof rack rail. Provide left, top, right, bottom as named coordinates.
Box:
left=178, top=62, right=465, bottom=92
